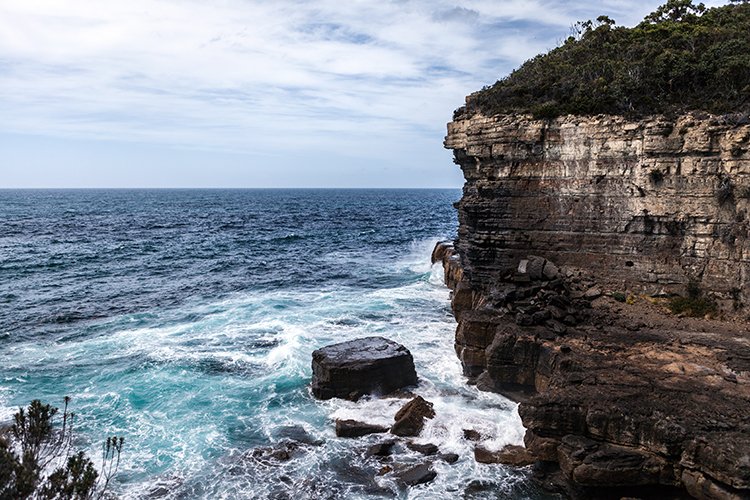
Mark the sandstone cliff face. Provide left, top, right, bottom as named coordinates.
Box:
left=445, top=111, right=750, bottom=309
left=440, top=110, right=750, bottom=499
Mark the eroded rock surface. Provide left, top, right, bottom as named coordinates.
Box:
left=445, top=111, right=750, bottom=309
left=438, top=249, right=750, bottom=499
left=311, top=337, right=418, bottom=401
left=438, top=109, right=750, bottom=500
left=474, top=444, right=535, bottom=467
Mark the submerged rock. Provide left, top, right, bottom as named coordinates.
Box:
left=311, top=337, right=418, bottom=401
left=395, top=463, right=437, bottom=486
left=463, top=429, right=481, bottom=441
left=335, top=419, right=389, bottom=438
left=464, top=479, right=499, bottom=495
left=365, top=439, right=397, bottom=458
left=248, top=441, right=305, bottom=464
left=439, top=452, right=460, bottom=464
left=406, top=442, right=439, bottom=456
left=273, top=425, right=324, bottom=446
left=391, top=396, right=435, bottom=437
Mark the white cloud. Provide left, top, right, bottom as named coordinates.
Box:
left=0, top=0, right=690, bottom=163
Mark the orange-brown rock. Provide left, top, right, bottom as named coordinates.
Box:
left=474, top=444, right=535, bottom=467
left=391, top=396, right=436, bottom=437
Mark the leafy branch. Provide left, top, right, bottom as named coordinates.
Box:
left=0, top=398, right=124, bottom=499
left=467, top=0, right=750, bottom=119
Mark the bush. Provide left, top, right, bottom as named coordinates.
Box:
left=612, top=291, right=627, bottom=302
left=464, top=1, right=750, bottom=119
left=0, top=398, right=123, bottom=499
left=668, top=282, right=717, bottom=316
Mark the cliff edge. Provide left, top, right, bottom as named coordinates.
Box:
left=446, top=111, right=750, bottom=308
left=439, top=110, right=750, bottom=499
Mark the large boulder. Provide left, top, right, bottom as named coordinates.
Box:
left=311, top=337, right=418, bottom=401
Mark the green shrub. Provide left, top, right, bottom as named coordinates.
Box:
left=668, top=282, right=717, bottom=316
left=612, top=291, right=627, bottom=302
left=464, top=1, right=750, bottom=119
left=0, top=398, right=123, bottom=499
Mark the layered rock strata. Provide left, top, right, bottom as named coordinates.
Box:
left=437, top=110, right=750, bottom=499
left=435, top=241, right=750, bottom=498
left=445, top=111, right=750, bottom=308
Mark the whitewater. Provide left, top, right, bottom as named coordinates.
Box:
left=0, top=189, right=551, bottom=499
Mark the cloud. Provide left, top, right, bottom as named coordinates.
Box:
left=0, top=0, right=706, bottom=176
left=433, top=7, right=481, bottom=24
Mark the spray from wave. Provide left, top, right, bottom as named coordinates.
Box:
left=0, top=189, right=552, bottom=499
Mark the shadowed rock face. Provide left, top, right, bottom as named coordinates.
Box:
left=439, top=111, right=750, bottom=499
left=438, top=243, right=750, bottom=499
left=311, top=337, right=418, bottom=401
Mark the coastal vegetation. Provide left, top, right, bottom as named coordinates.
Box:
left=468, top=0, right=750, bottom=119
left=0, top=398, right=123, bottom=499
left=668, top=282, right=718, bottom=317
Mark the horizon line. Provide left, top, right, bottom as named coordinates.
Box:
left=0, top=186, right=463, bottom=190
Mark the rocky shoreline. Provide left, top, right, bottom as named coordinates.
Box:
left=433, top=239, right=749, bottom=499
left=306, top=335, right=538, bottom=494
left=438, top=107, right=750, bottom=499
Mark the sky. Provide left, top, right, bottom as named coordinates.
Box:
left=0, top=0, right=727, bottom=188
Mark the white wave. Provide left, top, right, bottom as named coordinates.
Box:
left=0, top=232, right=532, bottom=499
left=264, top=323, right=307, bottom=368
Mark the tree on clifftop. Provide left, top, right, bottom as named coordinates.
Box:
left=642, top=0, right=706, bottom=23
left=467, top=0, right=750, bottom=119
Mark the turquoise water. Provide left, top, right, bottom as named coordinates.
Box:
left=0, top=189, right=547, bottom=498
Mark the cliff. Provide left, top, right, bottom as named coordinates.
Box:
left=439, top=110, right=750, bottom=499
left=446, top=110, right=750, bottom=308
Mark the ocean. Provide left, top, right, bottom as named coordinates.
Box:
left=0, top=189, right=549, bottom=499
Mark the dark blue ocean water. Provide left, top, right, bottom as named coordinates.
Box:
left=0, top=189, right=545, bottom=499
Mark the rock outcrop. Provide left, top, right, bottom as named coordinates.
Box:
left=311, top=337, right=418, bottom=400
left=395, top=463, right=437, bottom=486
left=439, top=110, right=750, bottom=499
left=335, top=419, right=389, bottom=438
left=445, top=111, right=750, bottom=309
left=474, top=444, right=535, bottom=467
left=390, top=396, right=436, bottom=437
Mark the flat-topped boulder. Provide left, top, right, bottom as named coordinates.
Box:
left=311, top=337, right=418, bottom=401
